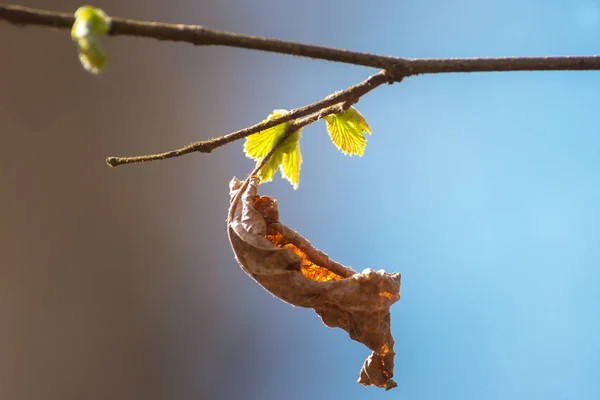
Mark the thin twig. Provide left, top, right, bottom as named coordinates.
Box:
left=4, top=4, right=600, bottom=75
left=242, top=103, right=346, bottom=195
left=5, top=4, right=600, bottom=168
left=249, top=104, right=342, bottom=178
left=106, top=71, right=392, bottom=167
left=229, top=99, right=348, bottom=217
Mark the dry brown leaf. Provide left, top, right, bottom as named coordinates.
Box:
left=227, top=176, right=402, bottom=390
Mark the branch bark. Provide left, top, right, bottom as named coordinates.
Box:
left=106, top=71, right=392, bottom=167
left=3, top=3, right=600, bottom=168
left=3, top=4, right=600, bottom=75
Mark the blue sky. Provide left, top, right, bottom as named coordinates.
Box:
left=206, top=0, right=600, bottom=399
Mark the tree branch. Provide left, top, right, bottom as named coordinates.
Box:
left=4, top=3, right=600, bottom=168
left=106, top=70, right=393, bottom=167
left=3, top=4, right=600, bottom=75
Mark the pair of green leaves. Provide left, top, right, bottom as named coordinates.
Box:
left=71, top=6, right=110, bottom=74
left=244, top=107, right=372, bottom=189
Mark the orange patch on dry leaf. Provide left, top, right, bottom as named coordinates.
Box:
left=265, top=231, right=344, bottom=282
left=228, top=177, right=401, bottom=390
left=379, top=291, right=400, bottom=301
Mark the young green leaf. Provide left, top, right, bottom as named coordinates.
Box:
left=244, top=110, right=303, bottom=189
left=71, top=6, right=110, bottom=74
left=74, top=36, right=107, bottom=74
left=323, top=106, right=372, bottom=156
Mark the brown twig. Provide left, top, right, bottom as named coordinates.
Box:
left=3, top=4, right=600, bottom=75
left=249, top=103, right=346, bottom=177
left=106, top=71, right=392, bottom=167
left=4, top=4, right=600, bottom=167
left=227, top=100, right=352, bottom=232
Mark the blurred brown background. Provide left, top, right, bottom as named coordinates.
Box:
left=1, top=1, right=313, bottom=399
left=3, top=0, right=388, bottom=397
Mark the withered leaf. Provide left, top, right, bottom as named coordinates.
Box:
left=228, top=177, right=402, bottom=390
